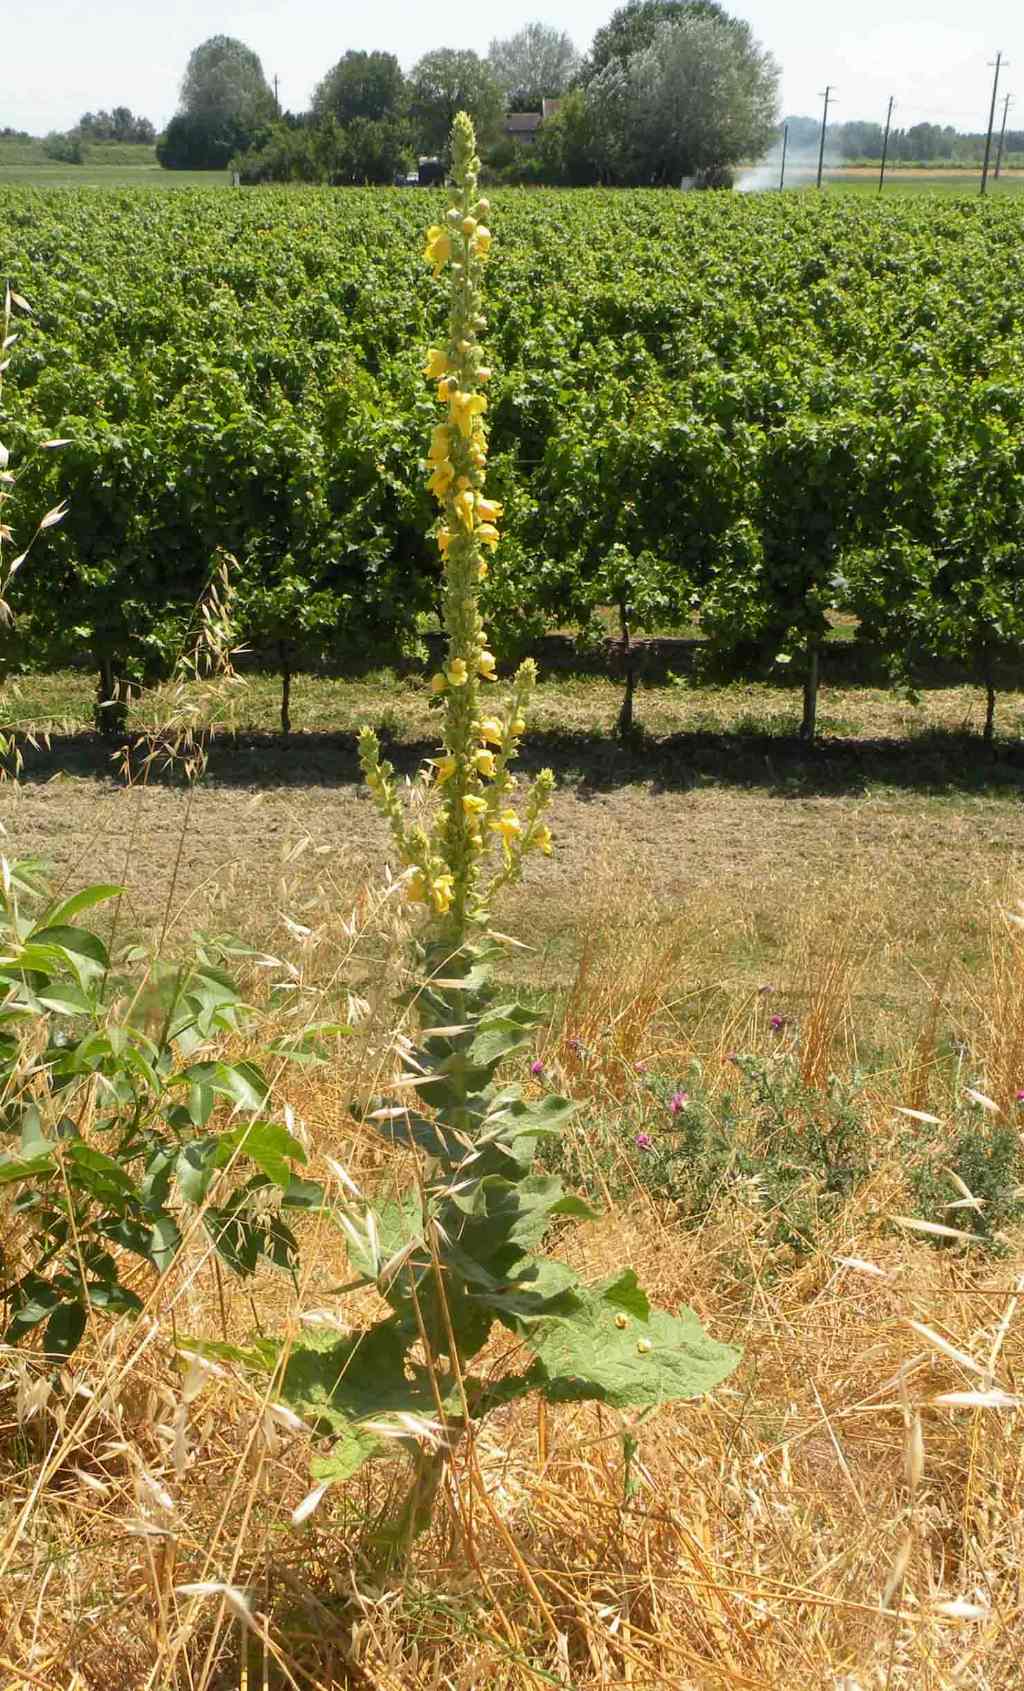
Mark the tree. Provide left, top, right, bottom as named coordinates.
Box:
left=312, top=50, right=406, bottom=126
left=531, top=89, right=599, bottom=183
left=587, top=12, right=778, bottom=184
left=160, top=36, right=275, bottom=170
left=408, top=50, right=504, bottom=153
left=77, top=107, right=155, bottom=143
left=42, top=132, right=85, bottom=164
left=488, top=22, right=581, bottom=108
left=158, top=110, right=265, bottom=171
left=180, top=36, right=275, bottom=124
left=584, top=0, right=730, bottom=79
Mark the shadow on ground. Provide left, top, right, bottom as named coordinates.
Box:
left=13, top=722, right=1024, bottom=801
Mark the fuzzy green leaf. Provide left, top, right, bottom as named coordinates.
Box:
left=527, top=1275, right=740, bottom=1409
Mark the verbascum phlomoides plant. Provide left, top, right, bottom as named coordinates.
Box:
left=274, top=115, right=740, bottom=1556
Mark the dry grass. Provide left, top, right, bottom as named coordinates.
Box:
left=3, top=662, right=1024, bottom=1688
left=2, top=833, right=1024, bottom=1690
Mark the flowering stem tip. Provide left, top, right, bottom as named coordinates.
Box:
left=358, top=113, right=554, bottom=945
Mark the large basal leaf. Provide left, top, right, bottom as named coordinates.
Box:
left=526, top=1270, right=740, bottom=1409
left=342, top=1191, right=423, bottom=1281
left=277, top=1321, right=454, bottom=1481
left=456, top=1172, right=600, bottom=1261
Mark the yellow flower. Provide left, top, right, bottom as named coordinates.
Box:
left=473, top=227, right=492, bottom=258
left=447, top=658, right=468, bottom=687
left=462, top=793, right=487, bottom=818
left=430, top=872, right=454, bottom=914
left=477, top=559, right=488, bottom=580
left=476, top=498, right=503, bottom=523
left=436, top=528, right=451, bottom=553
left=406, top=870, right=430, bottom=904
left=429, top=672, right=448, bottom=695
left=491, top=808, right=522, bottom=844
left=531, top=824, right=553, bottom=856
left=477, top=649, right=497, bottom=680
left=449, top=390, right=487, bottom=438
left=427, top=426, right=451, bottom=462
left=423, top=348, right=449, bottom=380
left=478, top=717, right=503, bottom=746
left=511, top=716, right=526, bottom=734
left=476, top=523, right=500, bottom=549
left=461, top=215, right=477, bottom=236
left=424, top=226, right=452, bottom=275
left=453, top=489, right=475, bottom=531
left=433, top=755, right=457, bottom=784
left=473, top=749, right=497, bottom=779
left=427, top=462, right=454, bottom=499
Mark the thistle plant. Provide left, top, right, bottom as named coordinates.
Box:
left=272, top=116, right=740, bottom=1556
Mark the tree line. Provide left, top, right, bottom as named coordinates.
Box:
left=783, top=113, right=1024, bottom=168
left=152, top=2, right=780, bottom=188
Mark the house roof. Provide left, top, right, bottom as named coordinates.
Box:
left=505, top=112, right=543, bottom=133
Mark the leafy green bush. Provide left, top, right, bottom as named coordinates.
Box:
left=0, top=859, right=324, bottom=1359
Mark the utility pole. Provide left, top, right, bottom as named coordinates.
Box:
left=779, top=122, right=788, bottom=190
left=273, top=74, right=280, bottom=117
left=995, top=91, right=1013, bottom=178
left=816, top=86, right=835, bottom=189
left=878, top=95, right=895, bottom=192
left=980, top=52, right=1005, bottom=196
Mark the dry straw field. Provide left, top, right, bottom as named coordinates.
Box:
left=2, top=668, right=1024, bottom=1690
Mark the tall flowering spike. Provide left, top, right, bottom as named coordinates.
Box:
left=359, top=113, right=553, bottom=943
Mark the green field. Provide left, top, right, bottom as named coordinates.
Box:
left=0, top=137, right=226, bottom=188
left=823, top=164, right=1024, bottom=194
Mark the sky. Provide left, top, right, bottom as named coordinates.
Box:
left=5, top=0, right=1019, bottom=136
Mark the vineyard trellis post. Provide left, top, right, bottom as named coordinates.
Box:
left=779, top=122, right=788, bottom=190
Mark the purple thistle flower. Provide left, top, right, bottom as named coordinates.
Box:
left=769, top=1014, right=785, bottom=1033
left=670, top=1090, right=688, bottom=1115
left=1016, top=1089, right=1024, bottom=1104
left=530, top=1059, right=545, bottom=1077
left=635, top=1132, right=654, bottom=1152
